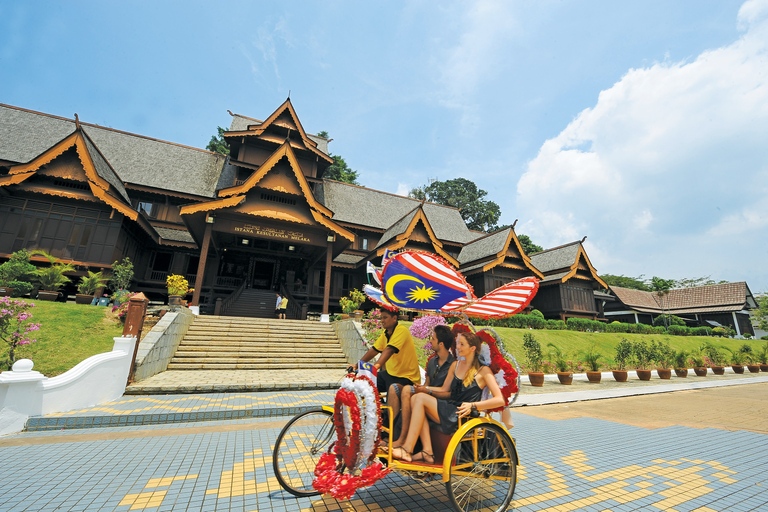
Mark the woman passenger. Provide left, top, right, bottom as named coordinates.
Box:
left=391, top=331, right=505, bottom=464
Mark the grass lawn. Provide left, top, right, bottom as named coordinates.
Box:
left=405, top=320, right=766, bottom=370
left=7, top=300, right=124, bottom=377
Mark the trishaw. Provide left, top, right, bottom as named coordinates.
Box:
left=271, top=251, right=538, bottom=512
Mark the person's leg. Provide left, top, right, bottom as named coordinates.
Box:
left=392, top=393, right=439, bottom=462
left=393, top=385, right=413, bottom=448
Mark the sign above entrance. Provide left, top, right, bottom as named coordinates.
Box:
left=213, top=216, right=328, bottom=246
left=234, top=223, right=311, bottom=243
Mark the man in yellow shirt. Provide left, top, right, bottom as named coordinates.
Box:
left=360, top=308, right=421, bottom=399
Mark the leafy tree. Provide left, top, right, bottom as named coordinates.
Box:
left=316, top=131, right=360, bottom=185
left=650, top=276, right=676, bottom=328
left=109, top=257, right=134, bottom=291
left=675, top=276, right=727, bottom=288
left=325, top=154, right=360, bottom=185
left=206, top=126, right=230, bottom=155
left=517, top=234, right=543, bottom=255
left=755, top=294, right=768, bottom=331
left=601, top=274, right=651, bottom=291
left=408, top=177, right=500, bottom=232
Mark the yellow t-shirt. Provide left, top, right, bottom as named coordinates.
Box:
left=373, top=323, right=420, bottom=384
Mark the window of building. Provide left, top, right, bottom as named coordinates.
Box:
left=137, top=202, right=157, bottom=218
left=361, top=238, right=368, bottom=250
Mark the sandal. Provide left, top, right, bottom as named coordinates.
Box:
left=391, top=446, right=412, bottom=462
left=412, top=451, right=435, bottom=464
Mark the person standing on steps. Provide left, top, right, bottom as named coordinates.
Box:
left=275, top=293, right=282, bottom=319
left=279, top=294, right=288, bottom=319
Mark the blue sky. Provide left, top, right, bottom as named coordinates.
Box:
left=1, top=1, right=766, bottom=293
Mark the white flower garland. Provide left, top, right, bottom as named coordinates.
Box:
left=339, top=375, right=380, bottom=470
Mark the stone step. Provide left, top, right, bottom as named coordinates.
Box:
left=178, top=340, right=343, bottom=348
left=166, top=362, right=345, bottom=370
left=169, top=356, right=347, bottom=364
left=188, top=321, right=335, bottom=330
left=173, top=350, right=346, bottom=358
left=181, top=336, right=337, bottom=344
left=175, top=346, right=345, bottom=354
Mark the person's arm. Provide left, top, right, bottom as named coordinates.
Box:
left=418, top=361, right=455, bottom=399
left=373, top=346, right=397, bottom=371
left=457, top=366, right=505, bottom=417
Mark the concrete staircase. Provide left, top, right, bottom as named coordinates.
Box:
left=223, top=289, right=279, bottom=318
left=167, top=316, right=349, bottom=370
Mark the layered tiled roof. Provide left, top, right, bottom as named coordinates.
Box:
left=529, top=241, right=581, bottom=274
left=610, top=282, right=756, bottom=314
left=458, top=228, right=511, bottom=265
left=0, top=104, right=229, bottom=198
left=318, top=180, right=479, bottom=244
left=228, top=113, right=329, bottom=155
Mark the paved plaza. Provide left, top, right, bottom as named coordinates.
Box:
left=1, top=374, right=767, bottom=511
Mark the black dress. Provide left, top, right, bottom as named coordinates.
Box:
left=430, top=373, right=483, bottom=435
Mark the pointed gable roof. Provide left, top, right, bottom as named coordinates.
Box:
left=224, top=98, right=332, bottom=164
left=180, top=140, right=353, bottom=242
left=374, top=203, right=459, bottom=266
left=4, top=126, right=136, bottom=220
left=457, top=227, right=544, bottom=278
left=530, top=240, right=607, bottom=287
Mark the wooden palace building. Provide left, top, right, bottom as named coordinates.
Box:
left=0, top=99, right=606, bottom=319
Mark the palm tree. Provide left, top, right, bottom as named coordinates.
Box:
left=650, top=277, right=676, bottom=328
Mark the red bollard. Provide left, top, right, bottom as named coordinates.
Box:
left=123, top=292, right=148, bottom=385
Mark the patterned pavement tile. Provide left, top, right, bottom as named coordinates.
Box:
left=1, top=409, right=767, bottom=511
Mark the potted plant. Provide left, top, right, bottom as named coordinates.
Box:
left=166, top=274, right=190, bottom=306
left=758, top=342, right=768, bottom=372
left=582, top=344, right=603, bottom=383
left=740, top=344, right=760, bottom=373
left=31, top=250, right=75, bottom=301
left=547, top=343, right=572, bottom=385
left=339, top=288, right=366, bottom=319
left=702, top=342, right=726, bottom=375
left=75, top=271, right=108, bottom=304
left=724, top=346, right=746, bottom=374
left=522, top=333, right=545, bottom=387
left=0, top=249, right=36, bottom=297
left=612, top=338, right=632, bottom=382
left=690, top=352, right=707, bottom=376
left=672, top=349, right=688, bottom=378
left=652, top=340, right=674, bottom=379
left=633, top=340, right=652, bottom=380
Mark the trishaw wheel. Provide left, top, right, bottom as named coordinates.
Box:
left=445, top=423, right=517, bottom=512
left=272, top=408, right=334, bottom=497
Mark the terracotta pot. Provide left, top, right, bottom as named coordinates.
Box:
left=693, top=367, right=707, bottom=377
left=528, top=372, right=545, bottom=387
left=657, top=368, right=672, bottom=380
left=731, top=365, right=745, bottom=374
left=760, top=364, right=768, bottom=372
left=0, top=287, right=14, bottom=297
left=747, top=364, right=760, bottom=374
left=674, top=368, right=688, bottom=378
left=557, top=372, right=573, bottom=385
left=168, top=295, right=183, bottom=306
left=636, top=369, right=652, bottom=381
left=711, top=365, right=725, bottom=375
left=37, top=290, right=59, bottom=301
left=586, top=371, right=602, bottom=383
left=340, top=313, right=350, bottom=319
left=612, top=370, right=628, bottom=382
left=75, top=294, right=94, bottom=305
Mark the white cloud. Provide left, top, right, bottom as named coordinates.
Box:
left=517, top=0, right=768, bottom=291
left=395, top=183, right=411, bottom=197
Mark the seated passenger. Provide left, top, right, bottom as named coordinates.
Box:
left=387, top=324, right=455, bottom=448
left=360, top=308, right=420, bottom=411
left=391, top=332, right=505, bottom=464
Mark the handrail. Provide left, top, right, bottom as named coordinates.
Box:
left=279, top=284, right=303, bottom=320
left=220, top=280, right=247, bottom=316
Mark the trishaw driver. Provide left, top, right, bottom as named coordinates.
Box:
left=360, top=308, right=421, bottom=398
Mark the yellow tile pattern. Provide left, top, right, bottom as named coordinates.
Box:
left=48, top=392, right=332, bottom=416
left=117, top=473, right=198, bottom=510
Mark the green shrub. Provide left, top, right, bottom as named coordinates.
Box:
left=667, top=325, right=691, bottom=336
left=712, top=327, right=728, bottom=337
left=652, top=314, right=686, bottom=327
left=522, top=332, right=543, bottom=373
left=613, top=338, right=633, bottom=371
left=691, top=326, right=713, bottom=336
left=545, top=319, right=567, bottom=330
left=530, top=309, right=545, bottom=319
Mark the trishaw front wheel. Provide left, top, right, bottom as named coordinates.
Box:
left=445, top=423, right=517, bottom=512
left=272, top=407, right=334, bottom=497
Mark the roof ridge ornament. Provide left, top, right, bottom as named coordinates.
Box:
left=74, top=113, right=80, bottom=130
left=581, top=236, right=588, bottom=243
